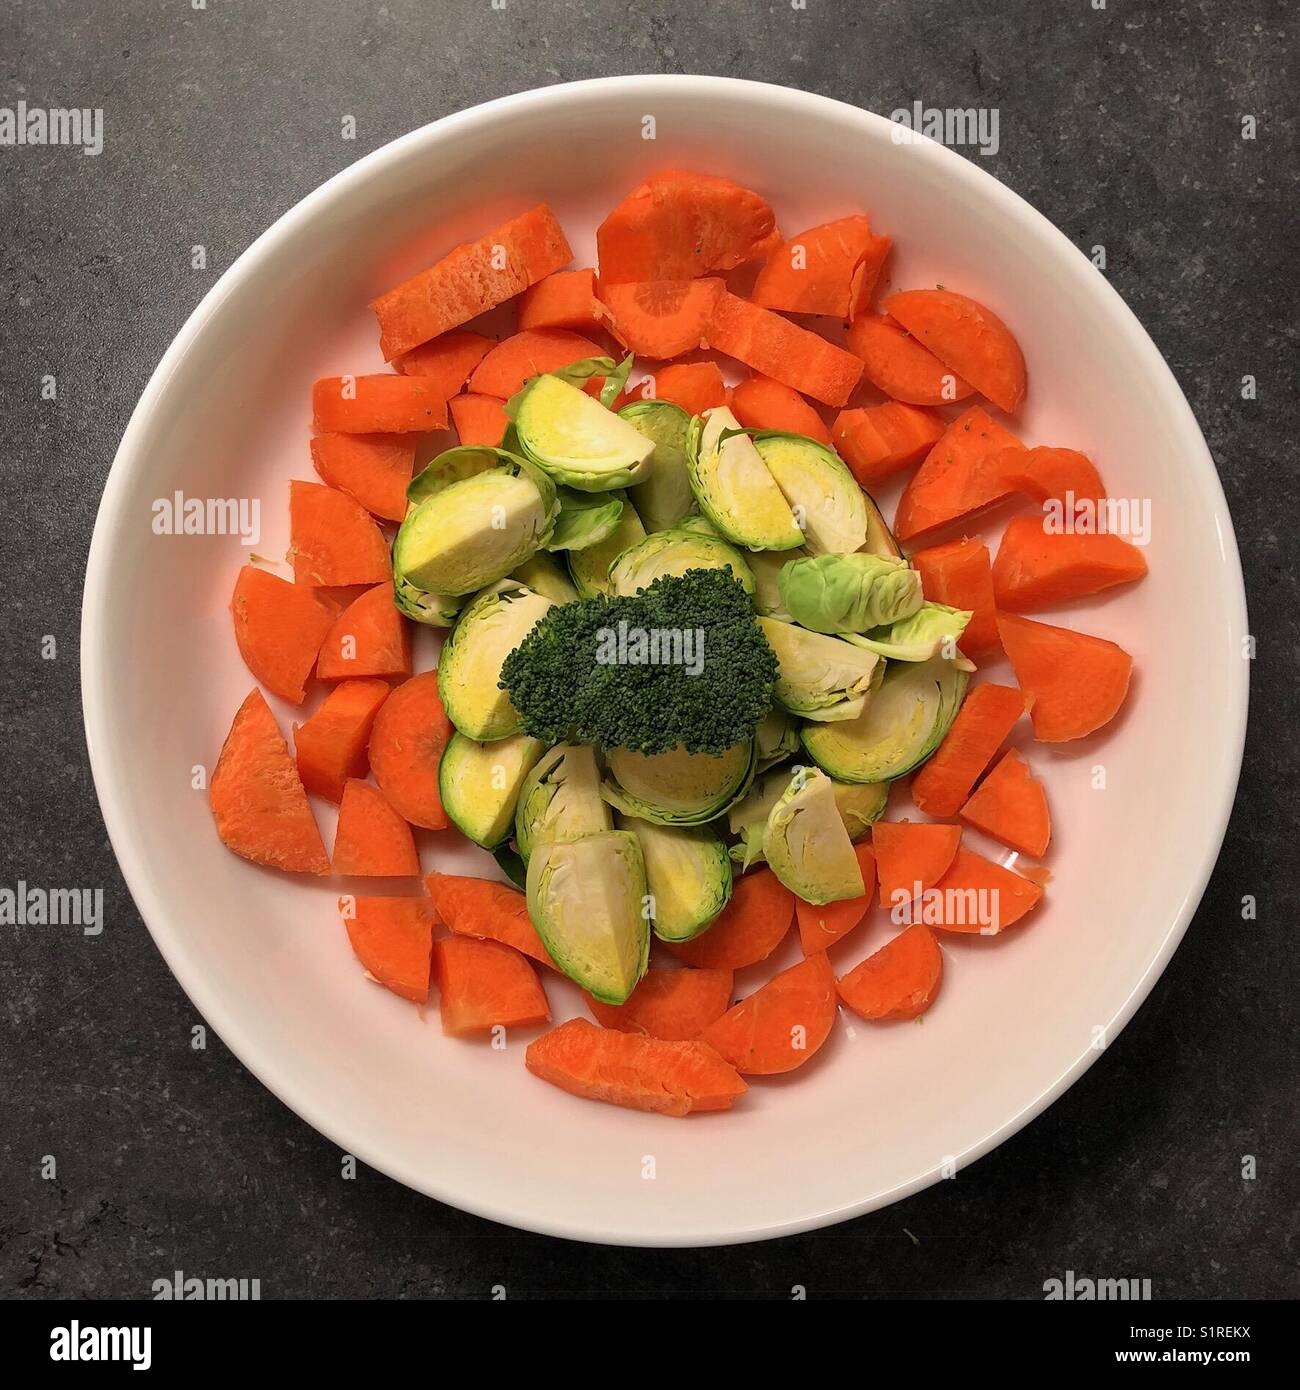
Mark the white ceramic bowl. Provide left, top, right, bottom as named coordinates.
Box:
left=83, top=76, right=1248, bottom=1246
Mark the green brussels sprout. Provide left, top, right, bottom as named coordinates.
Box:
left=748, top=547, right=804, bottom=619
left=602, top=740, right=756, bottom=827
left=686, top=407, right=804, bottom=550
left=833, top=779, right=890, bottom=838
left=566, top=499, right=647, bottom=599
left=510, top=552, right=578, bottom=605
left=752, top=433, right=868, bottom=555
left=727, top=767, right=888, bottom=869
left=512, top=373, right=655, bottom=491
left=609, top=527, right=756, bottom=597
left=757, top=616, right=882, bottom=722
left=674, top=512, right=721, bottom=538
left=763, top=765, right=867, bottom=904
left=515, top=742, right=611, bottom=862
left=393, top=577, right=464, bottom=628
left=755, top=706, right=800, bottom=770
left=778, top=552, right=925, bottom=634
left=545, top=487, right=626, bottom=552
left=438, top=731, right=545, bottom=848
left=616, top=814, right=732, bottom=942
left=621, top=400, right=695, bottom=532
left=845, top=602, right=974, bottom=662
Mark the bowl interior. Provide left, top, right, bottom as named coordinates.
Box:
left=84, top=78, right=1245, bottom=1245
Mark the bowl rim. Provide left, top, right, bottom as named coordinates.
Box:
left=81, top=74, right=1249, bottom=1247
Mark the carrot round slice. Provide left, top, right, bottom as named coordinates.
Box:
left=883, top=288, right=1027, bottom=414
left=894, top=406, right=1024, bottom=541
left=210, top=689, right=328, bottom=874
left=992, top=516, right=1149, bottom=612
left=751, top=216, right=890, bottom=318
left=288, top=481, right=392, bottom=587
left=599, top=278, right=721, bottom=359
left=996, top=445, right=1106, bottom=505
left=699, top=952, right=837, bottom=1076
left=910, top=536, right=1000, bottom=656
left=796, top=842, right=876, bottom=954
left=837, top=924, right=943, bottom=1021
left=873, top=822, right=961, bottom=911
left=621, top=361, right=727, bottom=416
left=293, top=678, right=391, bottom=803
left=519, top=268, right=609, bottom=334
left=924, top=846, right=1043, bottom=933
left=424, top=870, right=558, bottom=970
left=316, top=584, right=411, bottom=680
left=997, top=614, right=1133, bottom=742
left=468, top=328, right=604, bottom=399
left=664, top=867, right=794, bottom=970
left=449, top=393, right=509, bottom=447
left=393, top=328, right=494, bottom=395
left=332, top=780, right=421, bottom=877
left=311, top=375, right=448, bottom=434
left=230, top=564, right=337, bottom=705
left=845, top=314, right=974, bottom=406
left=960, top=749, right=1051, bottom=857
left=731, top=374, right=832, bottom=445
left=586, top=967, right=734, bottom=1041
left=433, top=936, right=550, bottom=1037
left=832, top=401, right=945, bottom=485
left=310, top=432, right=416, bottom=523
left=343, top=896, right=434, bottom=1002
left=368, top=671, right=452, bottom=829
left=911, top=683, right=1027, bottom=818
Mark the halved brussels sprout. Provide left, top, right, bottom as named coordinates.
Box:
left=602, top=740, right=756, bottom=826
left=438, top=731, right=545, bottom=848
left=526, top=829, right=650, bottom=1004
left=393, top=577, right=464, bottom=628
left=512, top=374, right=655, bottom=491
left=833, top=779, right=890, bottom=839
left=545, top=486, right=626, bottom=552
left=802, top=654, right=969, bottom=783
left=752, top=433, right=868, bottom=555
left=609, top=527, right=756, bottom=597
left=748, top=546, right=804, bottom=619
left=861, top=489, right=903, bottom=560
left=437, top=582, right=553, bottom=740
left=778, top=552, right=924, bottom=634
left=727, top=767, right=888, bottom=869
left=686, top=407, right=804, bottom=550
left=756, top=705, right=800, bottom=770
left=617, top=814, right=732, bottom=942
left=621, top=400, right=695, bottom=532
left=567, top=498, right=647, bottom=598
left=510, top=552, right=578, bottom=605
left=757, top=616, right=882, bottom=723
left=763, top=765, right=866, bottom=904
left=515, top=742, right=611, bottom=862
left=845, top=602, right=974, bottom=662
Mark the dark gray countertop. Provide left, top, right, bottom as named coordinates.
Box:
left=2, top=0, right=1296, bottom=1298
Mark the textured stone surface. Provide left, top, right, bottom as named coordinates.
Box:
left=1, top=0, right=1295, bottom=1299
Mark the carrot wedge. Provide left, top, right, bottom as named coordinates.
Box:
left=699, top=952, right=837, bottom=1076
left=519, top=268, right=609, bottom=334
left=230, top=564, right=338, bottom=704
left=833, top=401, right=945, bottom=485
left=449, top=393, right=509, bottom=447
left=424, top=870, right=558, bottom=970
left=796, top=843, right=876, bottom=954
left=622, top=361, right=727, bottom=416
left=433, top=936, right=550, bottom=1037
left=393, top=328, right=495, bottom=395
left=368, top=671, right=453, bottom=829
left=294, top=678, right=391, bottom=803
left=664, top=867, right=794, bottom=970
left=288, top=481, right=392, bottom=587
left=599, top=278, right=721, bottom=359
left=925, top=846, right=1043, bottom=934
left=210, top=689, right=328, bottom=874
left=997, top=614, right=1133, bottom=742
left=992, top=515, right=1149, bottom=612
left=343, top=896, right=435, bottom=1003
left=996, top=445, right=1106, bottom=505
left=316, top=584, right=411, bottom=680
left=731, top=374, right=832, bottom=445
left=837, top=924, right=943, bottom=1021
left=894, top=406, right=1025, bottom=541
left=311, top=375, right=448, bottom=433
left=310, top=432, right=416, bottom=524
left=873, top=822, right=962, bottom=910
left=911, top=683, right=1027, bottom=817
left=371, top=203, right=573, bottom=360
left=586, top=967, right=734, bottom=1041
left=910, top=536, right=1001, bottom=655
left=845, top=314, right=974, bottom=406
left=751, top=216, right=891, bottom=318
left=960, top=749, right=1051, bottom=857
left=332, top=780, right=421, bottom=877
left=468, top=328, right=605, bottom=398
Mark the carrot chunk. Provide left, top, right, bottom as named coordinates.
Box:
left=731, top=374, right=832, bottom=444
left=311, top=375, right=448, bottom=434
left=622, top=361, right=728, bottom=416
left=845, top=313, right=975, bottom=406
left=210, top=689, right=328, bottom=874
left=599, top=278, right=721, bottom=359
left=371, top=203, right=573, bottom=360
left=288, top=481, right=392, bottom=587
left=331, top=779, right=420, bottom=876
left=586, top=967, right=734, bottom=1041
left=343, top=896, right=435, bottom=1002
left=960, top=749, right=1051, bottom=857
left=393, top=328, right=495, bottom=395
left=699, top=952, right=837, bottom=1076
left=707, top=289, right=863, bottom=405
left=424, top=870, right=558, bottom=970
left=519, top=268, right=609, bottom=334
left=597, top=171, right=777, bottom=284
left=883, top=288, right=1027, bottom=414
left=837, top=924, right=943, bottom=1021
left=316, top=584, right=411, bottom=681
left=992, top=515, right=1148, bottom=612
left=230, top=564, right=338, bottom=704
left=796, top=842, right=876, bottom=954
left=525, top=1017, right=747, bottom=1116
left=310, top=432, right=415, bottom=523
left=910, top=536, right=1001, bottom=655
left=294, top=678, right=391, bottom=803
left=925, top=846, right=1043, bottom=934
left=751, top=216, right=892, bottom=318
left=368, top=671, right=452, bottom=829
left=997, top=614, right=1133, bottom=742
left=911, top=683, right=1027, bottom=817
left=996, top=445, right=1106, bottom=505
left=664, top=867, right=794, bottom=970
left=434, top=936, right=550, bottom=1037
left=873, top=822, right=962, bottom=911
left=467, top=328, right=604, bottom=399
left=449, top=393, right=509, bottom=447
left=832, top=401, right=945, bottom=485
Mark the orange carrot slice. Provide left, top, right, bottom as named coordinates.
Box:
left=992, top=515, right=1149, bottom=612
left=832, top=401, right=945, bottom=485
left=597, top=171, right=777, bottom=283
left=996, top=445, right=1106, bottom=505
left=371, top=203, right=573, bottom=360
left=519, top=268, right=609, bottom=334
left=449, top=393, right=509, bottom=447
left=883, top=288, right=1027, bottom=414
left=525, top=1017, right=747, bottom=1116
left=316, top=584, right=411, bottom=681
left=731, top=374, right=832, bottom=444
left=424, top=870, right=558, bottom=970
left=623, top=361, right=727, bottom=416
left=332, top=779, right=421, bottom=877
left=294, top=678, right=391, bottom=803
left=311, top=375, right=448, bottom=434
left=911, top=683, right=1027, bottom=817
left=467, top=328, right=605, bottom=399
left=894, top=406, right=1024, bottom=541
left=837, top=924, right=943, bottom=1021
left=873, top=822, right=962, bottom=911
left=343, top=896, right=434, bottom=1002
left=288, top=481, right=391, bottom=587
left=960, top=749, right=1051, bottom=857
left=599, top=278, right=721, bottom=359
left=433, top=936, right=550, bottom=1037
left=910, top=536, right=1001, bottom=655
left=796, top=842, right=876, bottom=954
left=230, top=565, right=338, bottom=704
left=707, top=289, right=864, bottom=406
left=751, top=216, right=891, bottom=318
left=845, top=313, right=975, bottom=406
left=210, top=689, right=328, bottom=873
left=997, top=614, right=1133, bottom=742
left=309, top=432, right=415, bottom=523
left=699, top=952, right=837, bottom=1076
left=925, top=846, right=1043, bottom=933
left=367, top=671, right=452, bottom=829
left=393, top=328, right=495, bottom=395
left=664, top=867, right=794, bottom=970
left=586, top=967, right=734, bottom=1041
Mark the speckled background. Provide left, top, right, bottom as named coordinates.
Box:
left=2, top=0, right=1296, bottom=1299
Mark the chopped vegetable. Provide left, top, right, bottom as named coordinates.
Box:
left=586, top=966, right=734, bottom=1041
left=910, top=682, right=1026, bottom=817
left=449, top=393, right=509, bottom=447
left=331, top=779, right=421, bottom=877
left=343, top=897, right=434, bottom=1003
left=621, top=399, right=695, bottom=532
left=603, top=741, right=756, bottom=827
left=992, top=516, right=1148, bottom=611
left=469, top=328, right=605, bottom=399
left=752, top=432, right=869, bottom=554
left=758, top=617, right=881, bottom=722
left=664, top=866, right=794, bottom=970
left=687, top=407, right=804, bottom=550
left=763, top=766, right=866, bottom=904
left=512, top=372, right=656, bottom=491
left=310, top=432, right=416, bottom=522
left=750, top=215, right=890, bottom=318
left=628, top=361, right=727, bottom=415
left=316, top=583, right=411, bottom=680
left=997, top=614, right=1133, bottom=742
left=699, top=952, right=837, bottom=1075
left=510, top=552, right=579, bottom=605
left=425, top=871, right=557, bottom=970
left=600, top=278, right=722, bottom=358
left=845, top=314, right=974, bottom=406
left=566, top=497, right=646, bottom=598
left=293, top=678, right=391, bottom=803
left=515, top=743, right=611, bottom=862
left=610, top=527, right=756, bottom=597
left=832, top=401, right=945, bottom=485
left=845, top=601, right=972, bottom=662
left=796, top=842, right=877, bottom=954
left=778, top=552, right=923, bottom=634
left=367, top=671, right=453, bottom=829
left=618, top=815, right=733, bottom=941
left=518, top=268, right=608, bottom=334
left=997, top=445, right=1106, bottom=505
left=960, top=748, right=1051, bottom=857
left=731, top=375, right=832, bottom=445
left=909, top=537, right=1001, bottom=656
left=433, top=936, right=551, bottom=1037
left=394, top=328, right=494, bottom=394
left=230, top=564, right=338, bottom=704
left=438, top=731, right=545, bottom=848
left=289, top=481, right=392, bottom=587
left=837, top=924, right=942, bottom=1021
left=311, top=375, right=449, bottom=434
left=873, top=821, right=962, bottom=909
left=926, top=846, right=1043, bottom=933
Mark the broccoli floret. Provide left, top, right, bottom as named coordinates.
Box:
left=500, top=569, right=777, bottom=757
